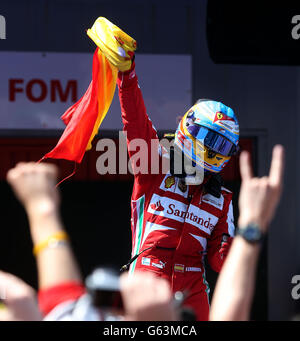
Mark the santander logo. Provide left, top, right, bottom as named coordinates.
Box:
left=148, top=195, right=217, bottom=234
left=167, top=204, right=214, bottom=232
left=150, top=201, right=165, bottom=211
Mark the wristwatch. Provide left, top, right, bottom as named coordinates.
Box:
left=237, top=224, right=264, bottom=244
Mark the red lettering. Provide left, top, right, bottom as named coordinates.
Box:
left=50, top=80, right=77, bottom=102
left=8, top=79, right=78, bottom=103
left=9, top=79, right=24, bottom=101
left=167, top=203, right=175, bottom=214
left=26, top=79, right=47, bottom=102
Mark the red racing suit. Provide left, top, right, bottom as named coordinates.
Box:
left=117, top=65, right=235, bottom=321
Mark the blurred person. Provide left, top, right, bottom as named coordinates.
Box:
left=0, top=270, right=42, bottom=321
left=210, top=145, right=285, bottom=321
left=7, top=162, right=85, bottom=319
left=6, top=162, right=177, bottom=321
left=94, top=19, right=240, bottom=320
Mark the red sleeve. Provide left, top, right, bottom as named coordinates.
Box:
left=38, top=281, right=86, bottom=316
left=117, top=62, right=159, bottom=146
left=207, top=193, right=235, bottom=273
left=117, top=63, right=161, bottom=179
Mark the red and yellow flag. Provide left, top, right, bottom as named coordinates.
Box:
left=43, top=48, right=117, bottom=163
left=42, top=17, right=136, bottom=165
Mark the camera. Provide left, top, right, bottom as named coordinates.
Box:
left=85, top=267, right=124, bottom=313
left=86, top=266, right=196, bottom=321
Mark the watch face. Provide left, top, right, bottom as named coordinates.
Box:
left=245, top=227, right=259, bottom=240
left=240, top=225, right=262, bottom=242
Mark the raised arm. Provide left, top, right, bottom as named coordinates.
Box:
left=117, top=63, right=159, bottom=144
left=210, top=145, right=285, bottom=321
left=7, top=163, right=85, bottom=315
left=117, top=63, right=162, bottom=180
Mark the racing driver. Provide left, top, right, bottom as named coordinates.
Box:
left=102, top=21, right=239, bottom=321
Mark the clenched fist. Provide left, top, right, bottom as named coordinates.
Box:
left=7, top=162, right=59, bottom=212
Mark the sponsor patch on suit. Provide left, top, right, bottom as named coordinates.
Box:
left=202, top=192, right=224, bottom=210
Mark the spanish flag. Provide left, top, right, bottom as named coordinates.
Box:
left=42, top=17, right=136, bottom=164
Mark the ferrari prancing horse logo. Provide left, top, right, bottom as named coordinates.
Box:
left=213, top=111, right=235, bottom=124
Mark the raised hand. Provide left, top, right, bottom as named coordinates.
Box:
left=87, top=17, right=137, bottom=72
left=6, top=162, right=59, bottom=212
left=238, top=145, right=285, bottom=232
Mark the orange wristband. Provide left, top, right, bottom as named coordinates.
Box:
left=33, top=231, right=69, bottom=256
